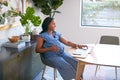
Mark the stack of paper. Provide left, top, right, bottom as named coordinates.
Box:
left=72, top=47, right=92, bottom=58
left=3, top=41, right=25, bottom=48
left=73, top=49, right=85, bottom=55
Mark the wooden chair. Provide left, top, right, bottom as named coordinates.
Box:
left=95, top=35, right=119, bottom=80
left=40, top=54, right=57, bottom=80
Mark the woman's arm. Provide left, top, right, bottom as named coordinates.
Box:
left=60, top=36, right=77, bottom=48
left=60, top=36, right=88, bottom=49
left=35, top=37, right=59, bottom=53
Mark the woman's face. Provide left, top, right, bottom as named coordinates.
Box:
left=48, top=20, right=56, bottom=31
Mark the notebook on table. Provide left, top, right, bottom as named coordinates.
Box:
left=72, top=46, right=93, bottom=58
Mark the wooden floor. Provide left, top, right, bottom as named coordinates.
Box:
left=34, top=65, right=120, bottom=80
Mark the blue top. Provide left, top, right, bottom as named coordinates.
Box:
left=39, top=31, right=64, bottom=58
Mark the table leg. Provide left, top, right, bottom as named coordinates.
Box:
left=75, top=61, right=85, bottom=80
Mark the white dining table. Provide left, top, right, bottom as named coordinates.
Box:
left=68, top=44, right=120, bottom=80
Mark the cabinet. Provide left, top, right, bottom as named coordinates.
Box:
left=18, top=47, right=32, bottom=80
left=0, top=41, right=43, bottom=80
left=2, top=54, right=20, bottom=80
left=31, top=52, right=44, bottom=79
left=0, top=47, right=32, bottom=80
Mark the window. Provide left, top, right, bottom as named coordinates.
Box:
left=81, top=0, right=120, bottom=28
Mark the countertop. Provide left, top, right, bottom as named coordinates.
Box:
left=0, top=40, right=36, bottom=62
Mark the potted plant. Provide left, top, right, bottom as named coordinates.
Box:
left=19, top=6, right=41, bottom=42
left=32, top=0, right=64, bottom=18
left=0, top=1, right=20, bottom=24
left=2, top=7, right=20, bottom=23
left=0, top=1, right=8, bottom=24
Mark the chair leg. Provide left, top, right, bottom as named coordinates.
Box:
left=54, top=68, right=57, bottom=80
left=115, top=67, right=117, bottom=80
left=41, top=65, right=57, bottom=80
left=41, top=65, right=46, bottom=80
left=95, top=65, right=100, bottom=76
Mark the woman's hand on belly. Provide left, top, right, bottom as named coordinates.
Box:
left=50, top=45, right=59, bottom=53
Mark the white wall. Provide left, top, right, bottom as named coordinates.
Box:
left=55, top=0, right=120, bottom=45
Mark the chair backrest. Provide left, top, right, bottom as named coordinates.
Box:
left=40, top=53, right=55, bottom=68
left=100, top=35, right=119, bottom=45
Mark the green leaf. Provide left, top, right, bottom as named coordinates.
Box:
left=32, top=0, right=64, bottom=17
left=2, top=1, right=8, bottom=6
left=19, top=6, right=41, bottom=26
